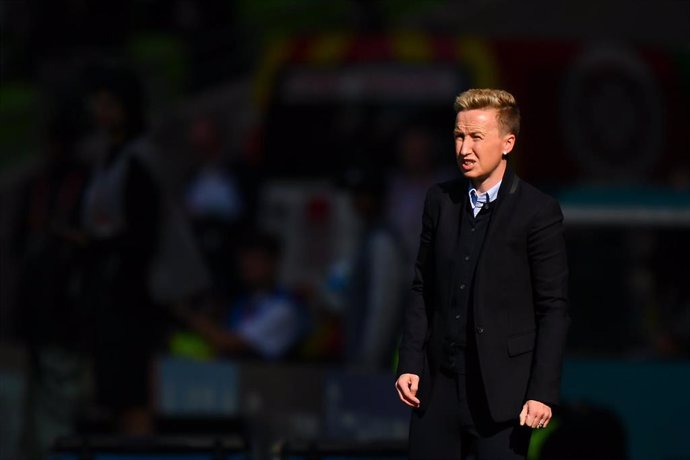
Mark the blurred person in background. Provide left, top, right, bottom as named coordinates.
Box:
left=341, top=166, right=408, bottom=370
left=387, top=126, right=453, bottom=262
left=11, top=113, right=90, bottom=459
left=395, top=89, right=570, bottom=459
left=183, top=115, right=252, bottom=303
left=175, top=231, right=309, bottom=360
left=78, top=65, right=163, bottom=435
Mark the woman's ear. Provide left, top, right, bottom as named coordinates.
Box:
left=502, top=133, right=516, bottom=155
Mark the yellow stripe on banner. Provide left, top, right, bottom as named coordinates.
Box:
left=392, top=31, right=432, bottom=62
left=253, top=38, right=293, bottom=110
left=308, top=33, right=350, bottom=65
left=456, top=37, right=500, bottom=87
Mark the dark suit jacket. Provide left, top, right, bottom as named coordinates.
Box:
left=396, top=164, right=570, bottom=422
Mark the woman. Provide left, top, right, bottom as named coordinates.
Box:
left=80, top=66, right=161, bottom=434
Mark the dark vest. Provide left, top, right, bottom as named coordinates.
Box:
left=440, top=199, right=493, bottom=373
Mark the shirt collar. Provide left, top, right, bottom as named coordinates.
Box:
left=468, top=180, right=502, bottom=208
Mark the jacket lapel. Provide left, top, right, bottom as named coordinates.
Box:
left=443, top=164, right=521, bottom=314
left=482, top=163, right=520, bottom=244
left=445, top=178, right=469, bottom=307
left=472, top=163, right=521, bottom=323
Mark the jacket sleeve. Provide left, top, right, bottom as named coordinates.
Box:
left=525, top=198, right=570, bottom=406
left=396, top=186, right=437, bottom=377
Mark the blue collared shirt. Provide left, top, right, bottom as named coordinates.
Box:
left=469, top=180, right=501, bottom=217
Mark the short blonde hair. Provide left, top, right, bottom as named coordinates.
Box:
left=454, top=88, right=520, bottom=136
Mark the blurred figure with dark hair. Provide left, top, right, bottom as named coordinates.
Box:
left=79, top=65, right=162, bottom=435
left=341, top=166, right=408, bottom=370
left=11, top=113, right=90, bottom=460
left=388, top=127, right=452, bottom=261
left=176, top=231, right=309, bottom=360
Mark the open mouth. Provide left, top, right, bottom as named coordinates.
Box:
left=461, top=159, right=476, bottom=170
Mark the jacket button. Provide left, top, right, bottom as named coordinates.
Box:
left=476, top=326, right=485, bottom=334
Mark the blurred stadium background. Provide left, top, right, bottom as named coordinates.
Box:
left=0, top=1, right=688, bottom=460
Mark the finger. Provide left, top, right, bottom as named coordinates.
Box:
left=396, top=380, right=420, bottom=407
left=394, top=383, right=414, bottom=407
left=529, top=411, right=544, bottom=428
left=538, top=408, right=552, bottom=426
left=537, top=416, right=549, bottom=429
left=519, top=404, right=528, bottom=426
left=409, top=379, right=418, bottom=396
left=395, top=382, right=418, bottom=407
left=400, top=392, right=419, bottom=407
left=527, top=411, right=541, bottom=428
left=405, top=376, right=421, bottom=405
left=395, top=384, right=407, bottom=403
left=402, top=385, right=420, bottom=406
left=541, top=413, right=552, bottom=428
left=397, top=390, right=417, bottom=408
